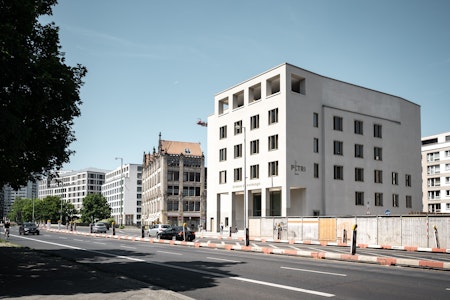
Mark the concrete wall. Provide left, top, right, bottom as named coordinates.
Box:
left=251, top=215, right=450, bottom=248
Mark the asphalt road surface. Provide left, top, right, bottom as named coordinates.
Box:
left=7, top=228, right=450, bottom=300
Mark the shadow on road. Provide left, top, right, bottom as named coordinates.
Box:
left=0, top=243, right=244, bottom=298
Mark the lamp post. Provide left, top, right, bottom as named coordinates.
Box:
left=236, top=124, right=249, bottom=246
left=115, top=157, right=124, bottom=226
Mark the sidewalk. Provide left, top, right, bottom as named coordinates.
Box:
left=0, top=241, right=193, bottom=300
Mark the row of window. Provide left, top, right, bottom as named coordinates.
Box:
left=167, top=171, right=201, bottom=182
left=219, top=108, right=279, bottom=139
left=332, top=116, right=383, bottom=138
left=427, top=176, right=450, bottom=186
left=355, top=192, right=412, bottom=208
left=167, top=200, right=201, bottom=212
left=333, top=166, right=412, bottom=186
left=218, top=73, right=306, bottom=115
left=219, top=161, right=280, bottom=183
left=167, top=186, right=201, bottom=196
left=426, top=150, right=450, bottom=162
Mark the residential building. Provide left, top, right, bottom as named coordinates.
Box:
left=1, top=181, right=38, bottom=220
left=102, top=163, right=143, bottom=226
left=142, top=134, right=206, bottom=229
left=38, top=168, right=108, bottom=215
left=422, top=132, right=450, bottom=213
left=207, top=63, right=422, bottom=232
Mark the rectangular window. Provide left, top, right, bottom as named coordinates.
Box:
left=250, top=114, right=259, bottom=130
left=250, top=164, right=259, bottom=179
left=392, top=172, right=398, bottom=185
left=405, top=174, right=411, bottom=187
left=354, top=120, right=363, bottom=135
left=313, top=138, right=319, bottom=153
left=218, top=97, right=229, bottom=115
left=219, top=125, right=227, bottom=139
left=267, top=75, right=280, bottom=96
left=219, top=148, right=227, bottom=161
left=313, top=112, right=319, bottom=128
left=250, top=140, right=259, bottom=155
left=234, top=168, right=242, bottom=182
left=374, top=147, right=382, bottom=161
left=334, top=140, right=343, bottom=155
left=355, top=192, right=364, bottom=206
left=234, top=144, right=242, bottom=158
left=375, top=193, right=383, bottom=206
left=374, top=124, right=382, bottom=138
left=268, top=161, right=279, bottom=176
left=314, top=163, right=319, bottom=178
left=406, top=196, right=412, bottom=208
left=233, top=90, right=244, bottom=109
left=374, top=170, right=383, bottom=183
left=355, top=144, right=364, bottom=158
left=268, top=108, right=279, bottom=125
left=268, top=134, right=279, bottom=151
left=334, top=165, right=343, bottom=180
left=249, top=83, right=261, bottom=103
left=333, top=116, right=343, bottom=131
left=355, top=168, right=364, bottom=182
left=291, top=74, right=305, bottom=94
left=269, top=191, right=281, bottom=216
left=392, top=194, right=399, bottom=207
left=219, top=171, right=227, bottom=184
left=234, top=120, right=243, bottom=135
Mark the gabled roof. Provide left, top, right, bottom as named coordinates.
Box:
left=160, top=140, right=202, bottom=156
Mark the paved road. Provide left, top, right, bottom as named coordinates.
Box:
left=3, top=228, right=450, bottom=299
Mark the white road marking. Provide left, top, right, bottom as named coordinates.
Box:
left=18, top=235, right=335, bottom=297
left=157, top=250, right=182, bottom=256
left=281, top=266, right=347, bottom=277
left=207, top=257, right=241, bottom=263
left=73, top=239, right=84, bottom=242
left=288, top=245, right=301, bottom=250
left=93, top=241, right=106, bottom=245
left=120, top=245, right=137, bottom=250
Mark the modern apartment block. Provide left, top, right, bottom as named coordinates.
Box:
left=142, top=134, right=206, bottom=229
left=1, top=181, right=38, bottom=219
left=207, top=63, right=422, bottom=232
left=422, top=132, right=450, bottom=213
left=102, top=163, right=143, bottom=226
left=38, top=168, right=108, bottom=212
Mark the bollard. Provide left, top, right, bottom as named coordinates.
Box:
left=89, top=223, right=93, bottom=233
left=433, top=225, right=440, bottom=248
left=342, top=229, right=347, bottom=243
left=350, top=224, right=357, bottom=255
left=141, top=226, right=145, bottom=238
left=245, top=228, right=249, bottom=246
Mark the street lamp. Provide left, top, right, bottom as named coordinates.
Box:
left=236, top=124, right=249, bottom=246
left=115, top=157, right=124, bottom=226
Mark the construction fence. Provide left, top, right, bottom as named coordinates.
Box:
left=249, top=215, right=450, bottom=249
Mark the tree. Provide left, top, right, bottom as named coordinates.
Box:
left=8, top=196, right=77, bottom=223
left=80, top=194, right=111, bottom=223
left=0, top=0, right=87, bottom=189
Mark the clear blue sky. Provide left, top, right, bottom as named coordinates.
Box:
left=43, top=0, right=450, bottom=171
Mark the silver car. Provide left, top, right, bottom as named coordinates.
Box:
left=92, top=222, right=107, bottom=233
left=148, top=224, right=170, bottom=237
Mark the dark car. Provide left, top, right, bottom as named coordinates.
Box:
left=19, top=222, right=40, bottom=235
left=157, top=226, right=196, bottom=241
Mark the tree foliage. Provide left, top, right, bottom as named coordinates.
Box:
left=8, top=196, right=77, bottom=223
left=0, top=0, right=87, bottom=189
left=80, top=194, right=111, bottom=223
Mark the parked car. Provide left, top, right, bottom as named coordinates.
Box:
left=92, top=222, right=108, bottom=233
left=148, top=224, right=170, bottom=237
left=96, top=221, right=110, bottom=230
left=157, top=226, right=196, bottom=241
left=19, top=222, right=40, bottom=235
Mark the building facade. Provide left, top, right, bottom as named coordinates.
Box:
left=142, top=134, right=206, bottom=229
left=38, top=168, right=108, bottom=213
left=1, top=181, right=38, bottom=220
left=102, top=163, right=143, bottom=226
left=207, top=63, right=422, bottom=232
left=422, top=132, right=450, bottom=213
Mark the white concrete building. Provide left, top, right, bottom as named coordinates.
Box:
left=38, top=168, right=108, bottom=212
left=102, top=163, right=143, bottom=226
left=207, top=63, right=422, bottom=232
left=421, top=132, right=450, bottom=213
